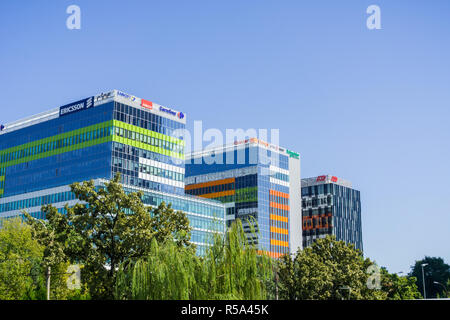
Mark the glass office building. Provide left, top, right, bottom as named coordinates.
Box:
left=301, top=175, right=363, bottom=251
left=0, top=90, right=225, bottom=255
left=185, top=139, right=302, bottom=258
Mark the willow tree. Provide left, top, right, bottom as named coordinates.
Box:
left=115, top=219, right=274, bottom=300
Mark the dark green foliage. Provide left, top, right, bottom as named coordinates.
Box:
left=409, top=256, right=450, bottom=299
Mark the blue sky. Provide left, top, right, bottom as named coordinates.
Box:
left=0, top=0, right=449, bottom=273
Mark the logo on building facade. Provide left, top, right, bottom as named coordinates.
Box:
left=116, top=91, right=137, bottom=102
left=141, top=99, right=153, bottom=110
left=59, top=96, right=95, bottom=117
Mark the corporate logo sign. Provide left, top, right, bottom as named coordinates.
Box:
left=141, top=99, right=153, bottom=110
left=116, top=90, right=137, bottom=102
left=159, top=106, right=185, bottom=120
left=59, top=97, right=94, bottom=117
left=316, top=175, right=338, bottom=183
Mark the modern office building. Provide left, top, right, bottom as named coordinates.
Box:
left=0, top=90, right=225, bottom=255
left=301, top=175, right=363, bottom=251
left=185, top=139, right=302, bottom=258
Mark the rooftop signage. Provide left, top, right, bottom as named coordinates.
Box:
left=286, top=149, right=299, bottom=159
left=116, top=90, right=137, bottom=102
left=159, top=106, right=185, bottom=119
left=94, top=91, right=115, bottom=103
left=141, top=99, right=153, bottom=110
left=316, top=175, right=338, bottom=183
left=59, top=96, right=94, bottom=117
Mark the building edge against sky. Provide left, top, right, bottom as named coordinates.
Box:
left=301, top=175, right=363, bottom=251
left=0, top=90, right=225, bottom=255
left=185, top=139, right=302, bottom=258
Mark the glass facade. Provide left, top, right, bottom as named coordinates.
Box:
left=301, top=181, right=363, bottom=251
left=185, top=143, right=297, bottom=258
left=0, top=91, right=225, bottom=255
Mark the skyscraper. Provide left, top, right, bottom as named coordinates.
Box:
left=185, top=138, right=302, bottom=258
left=0, top=90, right=225, bottom=255
left=301, top=175, right=363, bottom=251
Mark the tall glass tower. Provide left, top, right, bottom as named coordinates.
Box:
left=301, top=175, right=363, bottom=251
left=185, top=139, right=302, bottom=258
left=0, top=90, right=225, bottom=255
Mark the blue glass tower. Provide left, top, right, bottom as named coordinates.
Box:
left=185, top=139, right=302, bottom=258
left=0, top=90, right=225, bottom=255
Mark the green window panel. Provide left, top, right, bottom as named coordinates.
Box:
left=235, top=186, right=258, bottom=203
left=112, top=120, right=185, bottom=146
left=112, top=135, right=184, bottom=160
left=113, top=127, right=183, bottom=155
left=0, top=120, right=114, bottom=158
left=0, top=135, right=113, bottom=169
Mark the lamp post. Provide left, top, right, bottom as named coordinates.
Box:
left=339, top=286, right=351, bottom=300
left=30, top=217, right=52, bottom=301
left=433, top=281, right=448, bottom=298
left=421, top=263, right=428, bottom=299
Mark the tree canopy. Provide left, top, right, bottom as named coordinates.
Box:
left=0, top=217, right=43, bottom=300
left=23, top=173, right=193, bottom=299
left=409, top=256, right=450, bottom=299
left=276, top=235, right=422, bottom=300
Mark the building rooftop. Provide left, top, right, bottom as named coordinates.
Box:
left=0, top=89, right=186, bottom=136
left=301, top=175, right=353, bottom=189
left=187, top=137, right=300, bottom=161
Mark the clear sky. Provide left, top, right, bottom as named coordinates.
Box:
left=0, top=0, right=449, bottom=274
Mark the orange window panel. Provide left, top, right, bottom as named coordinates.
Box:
left=185, top=177, right=235, bottom=191
left=269, top=189, right=290, bottom=199
left=270, top=239, right=289, bottom=247
left=270, top=226, right=289, bottom=235
left=270, top=214, right=288, bottom=223
left=200, top=189, right=235, bottom=199
left=257, top=250, right=285, bottom=259
left=270, top=202, right=290, bottom=211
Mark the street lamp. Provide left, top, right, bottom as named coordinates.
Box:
left=433, top=281, right=448, bottom=298
left=421, top=263, right=428, bottom=299
left=339, top=286, right=351, bottom=300
left=29, top=216, right=52, bottom=301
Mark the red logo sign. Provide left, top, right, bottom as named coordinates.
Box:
left=141, top=99, right=153, bottom=110
left=331, top=176, right=338, bottom=182
left=316, top=175, right=326, bottom=182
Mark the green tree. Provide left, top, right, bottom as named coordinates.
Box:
left=115, top=219, right=273, bottom=300
left=29, top=173, right=193, bottom=299
left=23, top=207, right=69, bottom=300
left=0, top=217, right=43, bottom=300
left=276, top=235, right=386, bottom=300
left=409, top=256, right=450, bottom=299
left=203, top=218, right=273, bottom=299
left=379, top=267, right=422, bottom=300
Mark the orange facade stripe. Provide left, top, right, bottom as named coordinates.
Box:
left=270, top=239, right=289, bottom=247
left=199, top=189, right=235, bottom=199
left=269, top=202, right=290, bottom=211
left=270, top=214, right=288, bottom=223
left=270, top=226, right=289, bottom=235
left=185, top=177, right=235, bottom=191
left=257, top=250, right=287, bottom=259
left=269, top=189, right=290, bottom=199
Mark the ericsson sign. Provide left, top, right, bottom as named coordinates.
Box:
left=59, top=97, right=94, bottom=117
